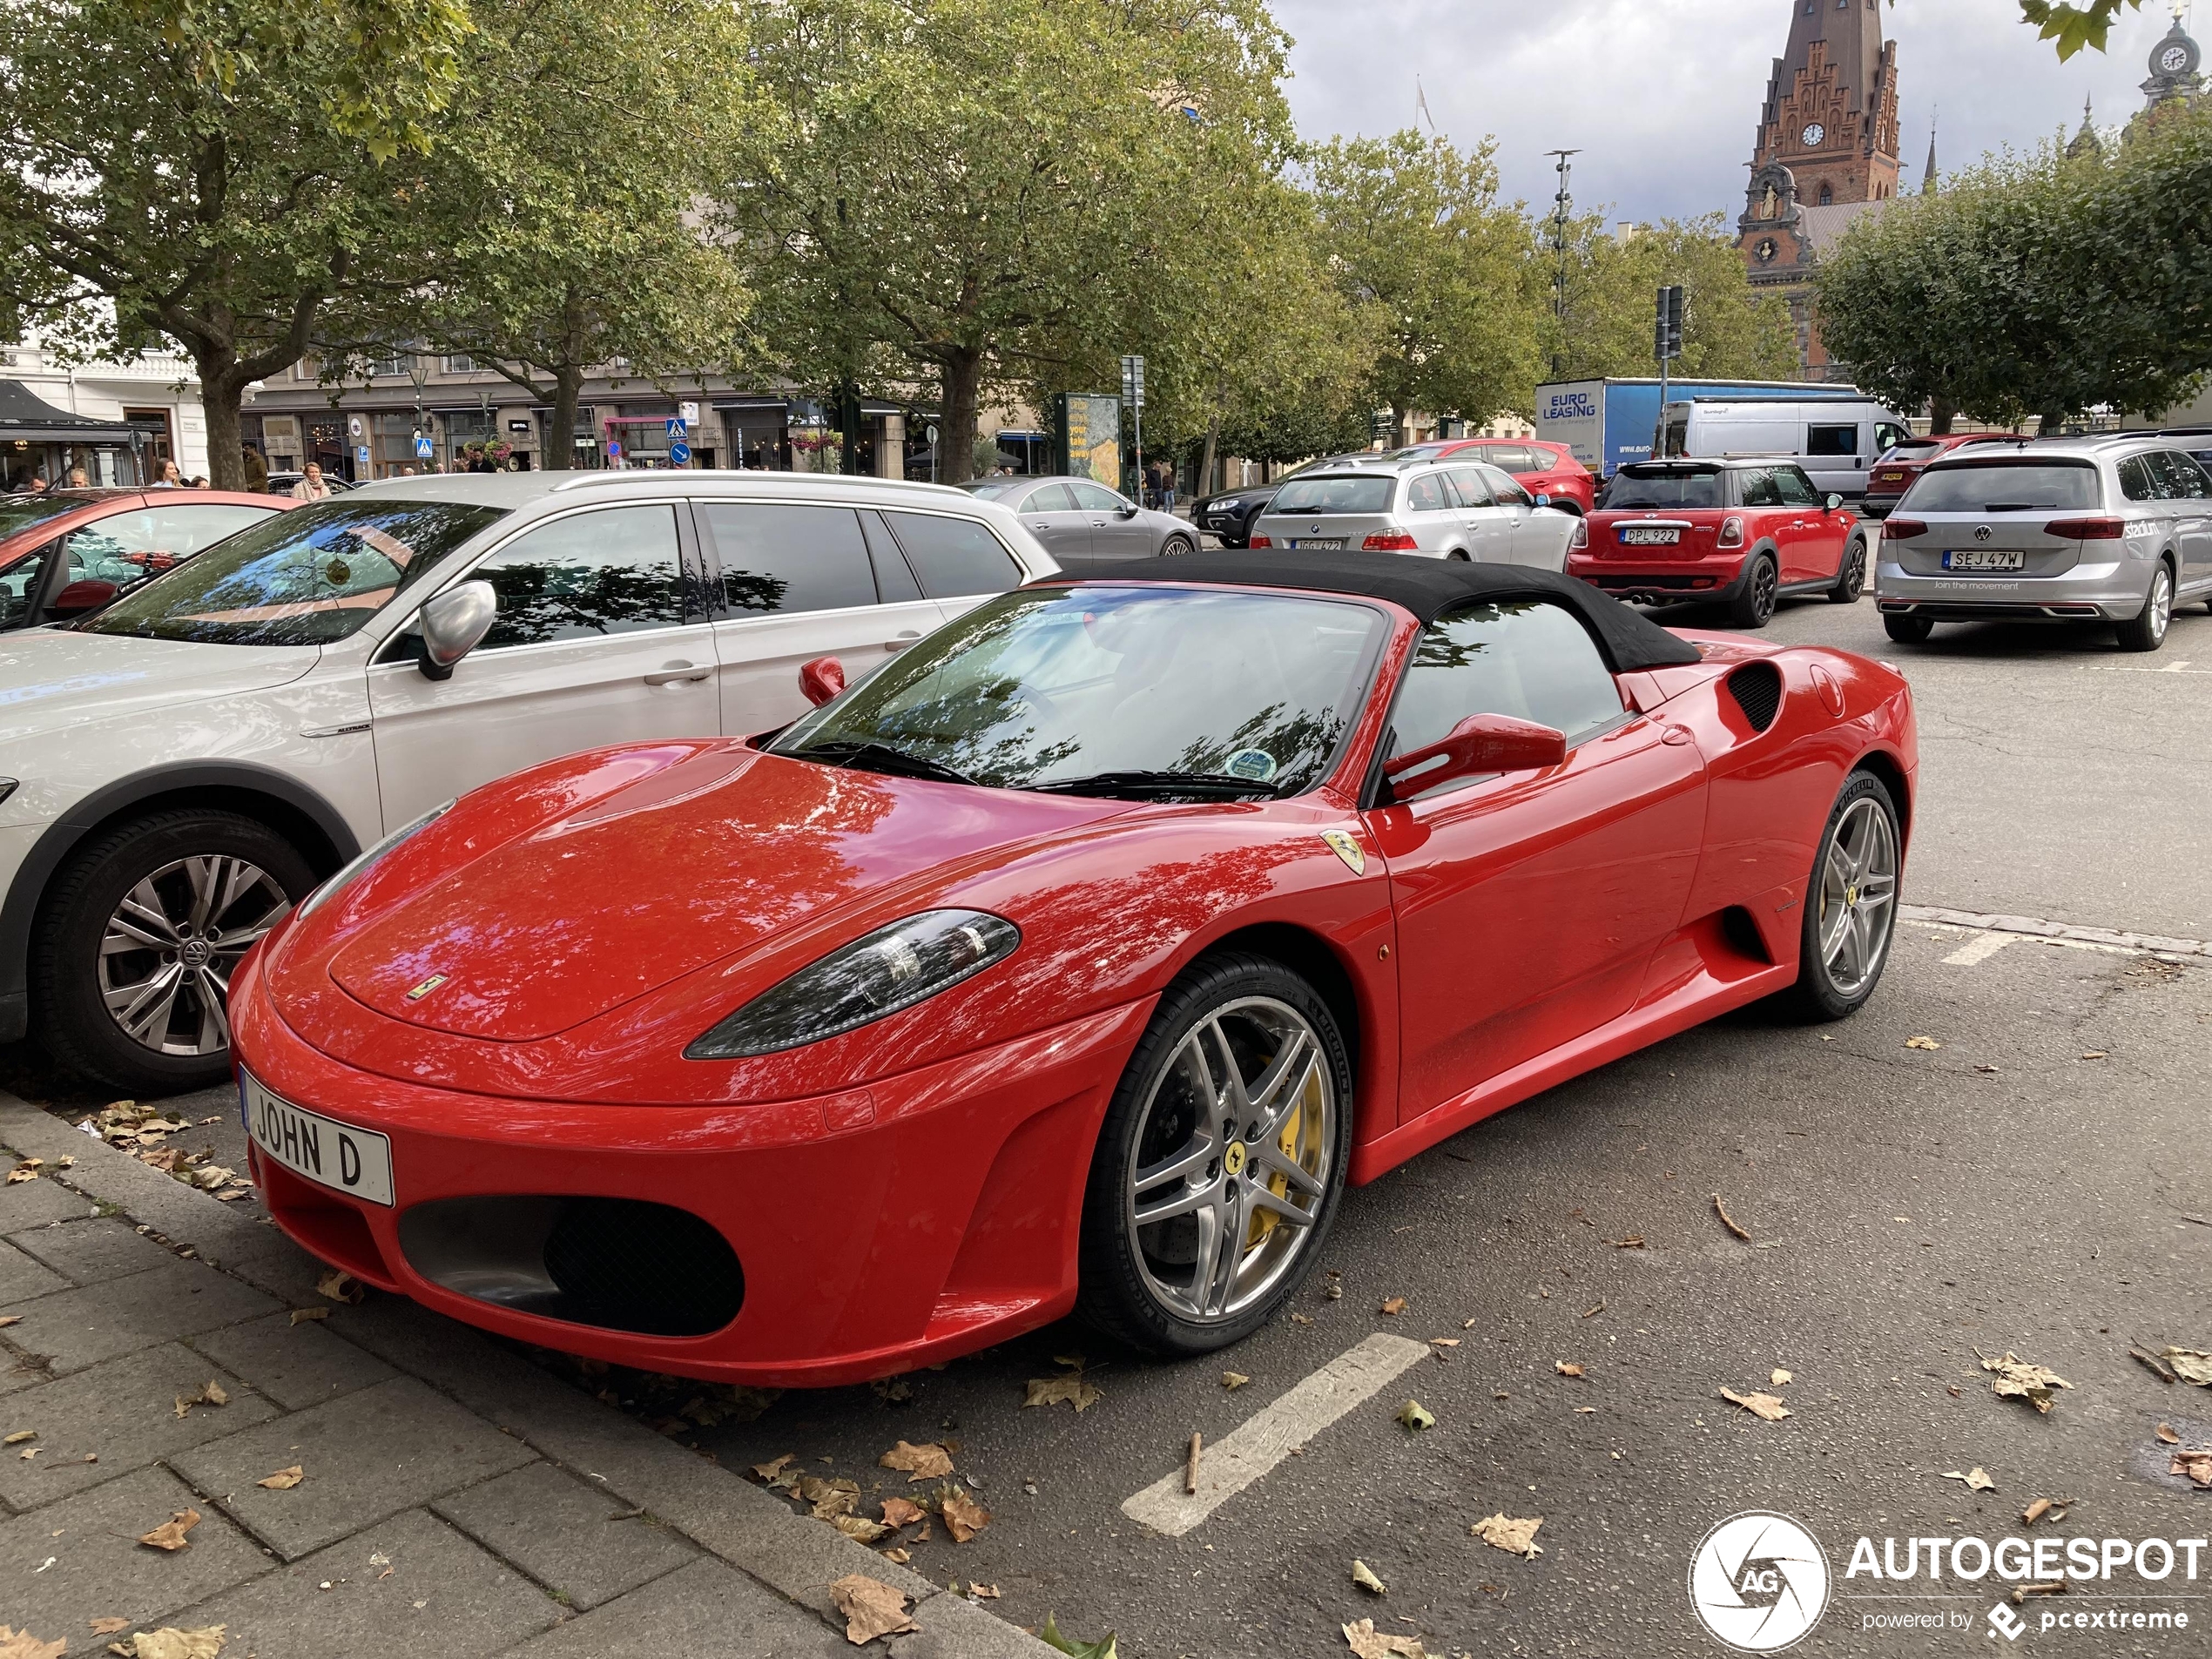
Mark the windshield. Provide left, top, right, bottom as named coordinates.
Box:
left=770, top=584, right=1387, bottom=797
left=1268, top=476, right=1395, bottom=515
left=0, top=495, right=86, bottom=541
left=76, top=498, right=508, bottom=646
left=1884, top=441, right=1944, bottom=462
left=1604, top=469, right=1723, bottom=509
left=1902, top=462, right=2100, bottom=513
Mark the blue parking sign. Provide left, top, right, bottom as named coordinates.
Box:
left=669, top=441, right=691, bottom=465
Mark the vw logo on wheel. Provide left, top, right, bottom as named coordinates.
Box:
left=1974, top=524, right=1994, bottom=542
left=1688, top=1512, right=1831, bottom=1652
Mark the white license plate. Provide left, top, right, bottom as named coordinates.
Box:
left=1942, top=549, right=2026, bottom=570
left=1291, top=537, right=1346, bottom=550
left=243, top=1072, right=394, bottom=1206
left=1621, top=526, right=1681, bottom=546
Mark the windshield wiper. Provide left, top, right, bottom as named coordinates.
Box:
left=1026, top=770, right=1282, bottom=801
left=794, top=740, right=977, bottom=786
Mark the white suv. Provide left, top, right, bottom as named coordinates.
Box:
left=0, top=470, right=1058, bottom=1091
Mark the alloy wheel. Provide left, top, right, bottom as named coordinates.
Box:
left=98, top=853, right=292, bottom=1055
left=1123, top=995, right=1335, bottom=1324
left=1751, top=560, right=1778, bottom=622
left=1815, top=797, right=1898, bottom=998
left=2150, top=569, right=2172, bottom=641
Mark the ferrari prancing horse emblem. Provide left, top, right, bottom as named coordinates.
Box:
left=1320, top=829, right=1367, bottom=875
left=405, top=973, right=448, bottom=1001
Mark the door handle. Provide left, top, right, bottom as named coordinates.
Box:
left=644, top=663, right=712, bottom=685
left=883, top=631, right=921, bottom=652
left=1661, top=725, right=1696, bottom=745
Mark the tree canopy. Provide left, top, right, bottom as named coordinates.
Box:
left=1548, top=215, right=1798, bottom=387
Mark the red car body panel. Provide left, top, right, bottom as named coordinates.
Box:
left=1860, top=433, right=2029, bottom=519
left=233, top=583, right=1914, bottom=1387
left=0, top=489, right=289, bottom=569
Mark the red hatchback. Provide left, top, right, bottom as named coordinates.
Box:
left=1391, top=438, right=1595, bottom=515
left=1572, top=460, right=1867, bottom=629
left=0, top=489, right=288, bottom=630
left=1860, top=433, right=2028, bottom=520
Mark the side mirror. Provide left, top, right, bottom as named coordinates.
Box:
left=1116, top=502, right=1140, bottom=518
left=799, top=655, right=846, bottom=706
left=417, top=579, right=496, bottom=681
left=50, top=578, right=118, bottom=617
left=1825, top=494, right=1844, bottom=512
left=1384, top=713, right=1567, bottom=795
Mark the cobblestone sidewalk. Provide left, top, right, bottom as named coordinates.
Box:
left=0, top=1092, right=1043, bottom=1657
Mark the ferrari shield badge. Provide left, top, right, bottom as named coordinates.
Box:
left=404, top=973, right=448, bottom=1001
left=1319, top=829, right=1367, bottom=875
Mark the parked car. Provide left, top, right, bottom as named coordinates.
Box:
left=2157, top=428, right=2212, bottom=471
left=1859, top=432, right=2030, bottom=520
left=1657, top=395, right=1913, bottom=501
left=1874, top=436, right=2212, bottom=651
left=1573, top=459, right=1866, bottom=629
left=228, top=549, right=1914, bottom=1380
left=264, top=471, right=357, bottom=496
left=0, top=488, right=287, bottom=631
left=0, top=470, right=1058, bottom=1093
left=1386, top=437, right=1596, bottom=515
left=1251, top=459, right=1580, bottom=570
left=1189, top=452, right=1377, bottom=549
left=956, top=474, right=1193, bottom=570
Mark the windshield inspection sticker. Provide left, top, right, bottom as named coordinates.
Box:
left=1225, top=748, right=1278, bottom=783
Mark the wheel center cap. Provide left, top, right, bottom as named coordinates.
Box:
left=179, top=938, right=212, bottom=968
left=1844, top=884, right=1858, bottom=907
left=1223, top=1141, right=1249, bottom=1177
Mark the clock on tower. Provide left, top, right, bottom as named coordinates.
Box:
left=1801, top=122, right=1825, bottom=146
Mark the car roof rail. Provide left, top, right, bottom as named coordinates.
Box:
left=547, top=470, right=954, bottom=495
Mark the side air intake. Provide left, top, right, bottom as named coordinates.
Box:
left=1727, top=661, right=1784, bottom=732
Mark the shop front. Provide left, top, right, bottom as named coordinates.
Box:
left=0, top=381, right=152, bottom=489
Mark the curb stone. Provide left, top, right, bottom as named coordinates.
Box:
left=0, top=1089, right=1055, bottom=1656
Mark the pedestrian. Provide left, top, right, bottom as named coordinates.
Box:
left=289, top=462, right=334, bottom=502
left=20, top=475, right=47, bottom=494
left=66, top=467, right=90, bottom=489
left=189, top=475, right=209, bottom=489
left=151, top=458, right=182, bottom=488
left=1159, top=462, right=1177, bottom=516
left=241, top=445, right=268, bottom=491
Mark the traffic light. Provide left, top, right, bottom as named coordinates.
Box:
left=1655, top=285, right=1685, bottom=361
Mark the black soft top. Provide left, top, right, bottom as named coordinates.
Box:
left=1066, top=549, right=1703, bottom=672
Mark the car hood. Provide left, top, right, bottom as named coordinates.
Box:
left=321, top=744, right=1134, bottom=1043
left=0, top=629, right=320, bottom=745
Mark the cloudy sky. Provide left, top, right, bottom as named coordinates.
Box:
left=1268, top=0, right=2196, bottom=224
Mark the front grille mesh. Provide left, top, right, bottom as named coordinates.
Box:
left=543, top=1198, right=745, bottom=1337
left=1727, top=662, right=1784, bottom=732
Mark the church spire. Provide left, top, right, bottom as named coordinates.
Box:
left=2067, top=94, right=2101, bottom=158
left=1922, top=117, right=1938, bottom=192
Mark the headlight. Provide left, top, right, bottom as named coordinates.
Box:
left=296, top=799, right=455, bottom=921
left=685, top=908, right=1020, bottom=1060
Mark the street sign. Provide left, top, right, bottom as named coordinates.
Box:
left=678, top=401, right=699, bottom=428
left=665, top=416, right=688, bottom=439
left=354, top=445, right=371, bottom=472
left=1120, top=354, right=1146, bottom=412
left=1655, top=286, right=1685, bottom=361
left=608, top=439, right=624, bottom=461
left=413, top=433, right=434, bottom=460
left=669, top=441, right=691, bottom=465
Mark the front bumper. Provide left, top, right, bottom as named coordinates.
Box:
left=233, top=951, right=1156, bottom=1386
left=1872, top=558, right=2143, bottom=623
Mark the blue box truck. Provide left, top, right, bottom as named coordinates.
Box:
left=1534, top=378, right=1868, bottom=479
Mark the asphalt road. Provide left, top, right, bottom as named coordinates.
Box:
left=4, top=589, right=2207, bottom=1656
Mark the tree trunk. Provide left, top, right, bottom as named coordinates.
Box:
left=1198, top=413, right=1222, bottom=503
left=1390, top=404, right=1407, bottom=449
left=196, top=357, right=249, bottom=491
left=550, top=366, right=584, bottom=471
left=941, top=348, right=983, bottom=485
left=1928, top=395, right=1957, bottom=436
left=2037, top=405, right=2069, bottom=438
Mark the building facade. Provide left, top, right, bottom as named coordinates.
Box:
left=0, top=340, right=212, bottom=488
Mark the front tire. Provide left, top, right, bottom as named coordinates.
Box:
left=1077, top=953, right=1352, bottom=1356
left=2114, top=562, right=2173, bottom=652
left=1161, top=534, right=1196, bottom=557
left=1827, top=534, right=1867, bottom=604
left=1728, top=554, right=1778, bottom=629
left=33, top=810, right=313, bottom=1093
left=1883, top=613, right=1934, bottom=644
left=1776, top=772, right=1901, bottom=1022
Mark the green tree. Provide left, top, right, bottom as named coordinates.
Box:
left=1548, top=215, right=1798, bottom=387
left=1305, top=131, right=1543, bottom=437
left=722, top=0, right=1301, bottom=485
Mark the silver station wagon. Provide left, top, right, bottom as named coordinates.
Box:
left=1874, top=437, right=2212, bottom=651
left=1249, top=458, right=1581, bottom=570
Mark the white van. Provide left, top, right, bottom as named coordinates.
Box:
left=1656, top=397, right=1913, bottom=501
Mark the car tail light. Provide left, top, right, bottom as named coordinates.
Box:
left=1717, top=516, right=1745, bottom=549
left=1883, top=518, right=1928, bottom=541
left=1361, top=530, right=1420, bottom=550
left=1569, top=518, right=1588, bottom=550
left=1249, top=534, right=1272, bottom=548
left=2045, top=516, right=2125, bottom=540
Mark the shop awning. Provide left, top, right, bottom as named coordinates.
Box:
left=0, top=381, right=140, bottom=443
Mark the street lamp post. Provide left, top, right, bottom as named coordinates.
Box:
left=1544, top=150, right=1581, bottom=382
left=405, top=350, right=433, bottom=472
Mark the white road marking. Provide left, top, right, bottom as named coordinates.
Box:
left=1941, top=930, right=2023, bottom=968
left=1899, top=903, right=2208, bottom=960
left=1121, top=1333, right=1431, bottom=1536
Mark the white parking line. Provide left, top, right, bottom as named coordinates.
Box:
left=1121, top=1333, right=1430, bottom=1536
left=1941, top=930, right=2023, bottom=968
left=1899, top=903, right=2209, bottom=960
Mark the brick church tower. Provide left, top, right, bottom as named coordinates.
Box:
left=1738, top=0, right=1903, bottom=378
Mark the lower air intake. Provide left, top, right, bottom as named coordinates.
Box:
left=1727, top=661, right=1784, bottom=732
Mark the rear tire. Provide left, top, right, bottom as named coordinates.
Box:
left=1728, top=554, right=1778, bottom=629
left=32, top=810, right=313, bottom=1094
left=1077, top=953, right=1352, bottom=1357
left=2114, top=562, right=2173, bottom=653
left=1827, top=534, right=1867, bottom=604
left=1883, top=613, right=1934, bottom=644
left=1447, top=549, right=1471, bottom=562
left=1775, top=771, right=1902, bottom=1022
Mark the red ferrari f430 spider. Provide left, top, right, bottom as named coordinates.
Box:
left=232, top=551, right=1915, bottom=1385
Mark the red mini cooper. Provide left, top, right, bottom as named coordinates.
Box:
left=1571, top=459, right=1868, bottom=629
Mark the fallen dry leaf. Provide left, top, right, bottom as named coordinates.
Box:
left=1979, top=1351, right=2073, bottom=1414
left=1905, top=1035, right=1941, bottom=1050
left=1289, top=1312, right=1314, bottom=1326
left=832, top=1514, right=890, bottom=1543
left=940, top=1485, right=989, bottom=1542
left=0, top=1629, right=64, bottom=1659
left=1023, top=1373, right=1103, bottom=1413
left=287, top=1307, right=328, bottom=1326
left=750, top=1453, right=794, bottom=1483
left=1942, top=1467, right=1996, bottom=1492
left=1471, top=1514, right=1544, bottom=1559
left=137, top=1508, right=201, bottom=1551
left=880, top=1547, right=910, bottom=1564
left=828, top=1575, right=916, bottom=1645
left=18, top=1446, right=37, bottom=1460
left=172, top=1380, right=229, bottom=1420
left=1379, top=1297, right=1407, bottom=1317
left=968, top=1582, right=1001, bottom=1599
left=2173, top=1452, right=2212, bottom=1490
left=3, top=1430, right=31, bottom=1445
left=255, top=1466, right=304, bottom=1491
left=1720, top=1388, right=1791, bottom=1422
left=2163, top=1348, right=2212, bottom=1386
left=800, top=1476, right=860, bottom=1519
left=2080, top=1050, right=2107, bottom=1061
left=1608, top=1237, right=1645, bottom=1250
left=125, top=1630, right=226, bottom=1659
left=1221, top=1372, right=1251, bottom=1390
left=1351, top=1559, right=1386, bottom=1594
left=1342, top=1617, right=1427, bottom=1659
left=0, top=1316, right=19, bottom=1328
left=1396, top=1399, right=1434, bottom=1432
left=91, top=1621, right=131, bottom=1635
left=5, top=1158, right=42, bottom=1184
left=2158, top=1424, right=2182, bottom=1445
left=1770, top=1369, right=1792, bottom=1386
left=878, top=1440, right=954, bottom=1482
left=1554, top=1361, right=1583, bottom=1378
left=314, top=1270, right=364, bottom=1305
left=2022, top=1498, right=2053, bottom=1525
left=880, top=1496, right=927, bottom=1528
left=1429, top=1337, right=1460, bottom=1349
